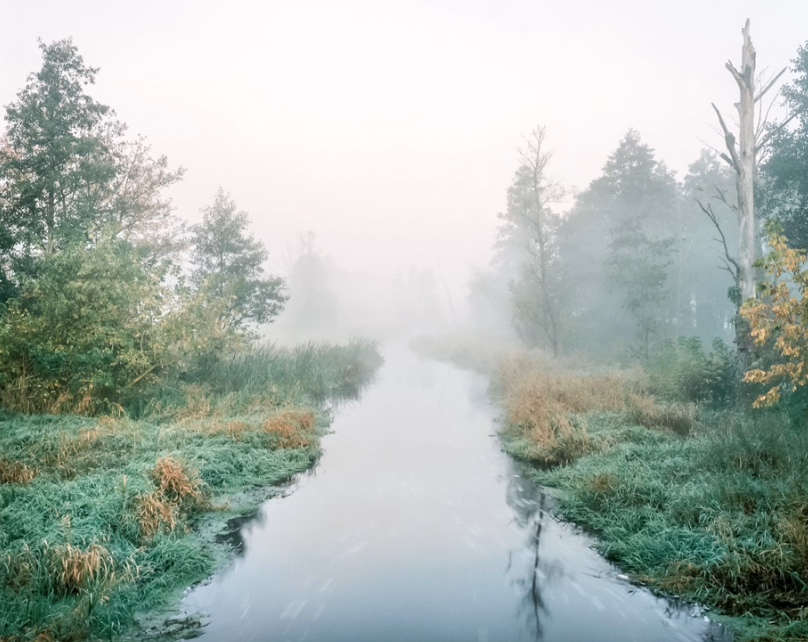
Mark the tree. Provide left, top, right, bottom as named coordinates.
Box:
left=682, top=150, right=738, bottom=339
left=711, top=20, right=791, bottom=302
left=559, top=130, right=678, bottom=356
left=0, top=239, right=230, bottom=413
left=103, top=133, right=186, bottom=256
left=280, top=232, right=340, bottom=336
left=742, top=223, right=808, bottom=407
left=0, top=39, right=114, bottom=257
left=607, top=220, right=673, bottom=364
left=190, top=189, right=287, bottom=329
left=496, top=126, right=566, bottom=356
left=761, top=40, right=808, bottom=250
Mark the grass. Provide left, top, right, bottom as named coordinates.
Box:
left=0, top=338, right=382, bottom=642
left=482, top=346, right=808, bottom=641
left=411, top=333, right=807, bottom=641
left=535, top=411, right=808, bottom=641
left=492, top=351, right=695, bottom=466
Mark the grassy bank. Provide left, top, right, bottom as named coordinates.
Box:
left=413, top=335, right=808, bottom=641
left=0, top=339, right=382, bottom=642
left=490, top=350, right=808, bottom=641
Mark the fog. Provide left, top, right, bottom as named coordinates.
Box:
left=3, top=0, right=808, bottom=342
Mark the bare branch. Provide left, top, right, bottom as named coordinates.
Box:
left=697, top=198, right=740, bottom=284
left=726, top=61, right=744, bottom=88
left=712, top=103, right=741, bottom=172
left=756, top=111, right=798, bottom=154
left=755, top=67, right=788, bottom=103
left=713, top=185, right=739, bottom=212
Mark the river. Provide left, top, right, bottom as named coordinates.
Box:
left=181, top=343, right=730, bottom=642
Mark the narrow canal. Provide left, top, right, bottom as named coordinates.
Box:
left=182, top=344, right=730, bottom=642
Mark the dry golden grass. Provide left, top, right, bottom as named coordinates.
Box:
left=150, top=457, right=202, bottom=505
left=495, top=351, right=694, bottom=464
left=0, top=460, right=36, bottom=485
left=261, top=409, right=316, bottom=449
left=500, top=366, right=632, bottom=444
left=46, top=543, right=114, bottom=595
left=136, top=491, right=178, bottom=540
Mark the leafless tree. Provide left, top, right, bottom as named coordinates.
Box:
left=710, top=20, right=793, bottom=301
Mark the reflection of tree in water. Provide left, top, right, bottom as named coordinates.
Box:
left=504, top=464, right=564, bottom=641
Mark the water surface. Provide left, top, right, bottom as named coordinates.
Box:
left=183, top=344, right=729, bottom=642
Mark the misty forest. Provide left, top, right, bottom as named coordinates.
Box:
left=3, top=7, right=808, bottom=642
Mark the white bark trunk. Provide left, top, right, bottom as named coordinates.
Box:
left=735, top=20, right=757, bottom=301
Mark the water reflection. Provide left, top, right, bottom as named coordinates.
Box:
left=508, top=492, right=550, bottom=640
left=181, top=344, right=731, bottom=642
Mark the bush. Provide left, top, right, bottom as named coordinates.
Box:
left=0, top=241, right=235, bottom=414
left=651, top=337, right=739, bottom=407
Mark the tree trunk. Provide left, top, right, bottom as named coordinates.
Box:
left=735, top=20, right=757, bottom=302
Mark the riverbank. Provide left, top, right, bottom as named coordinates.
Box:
left=0, top=339, right=382, bottom=642
left=412, top=336, right=808, bottom=642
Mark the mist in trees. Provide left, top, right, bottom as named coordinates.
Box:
left=0, top=39, right=288, bottom=412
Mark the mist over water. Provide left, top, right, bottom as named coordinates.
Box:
left=5, top=3, right=808, bottom=640
left=182, top=345, right=729, bottom=641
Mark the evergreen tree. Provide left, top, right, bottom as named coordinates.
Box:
left=559, top=130, right=678, bottom=357
left=761, top=41, right=808, bottom=250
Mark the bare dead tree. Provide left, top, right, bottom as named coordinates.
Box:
left=711, top=19, right=793, bottom=302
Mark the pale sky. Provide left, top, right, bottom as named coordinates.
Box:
left=2, top=0, right=808, bottom=296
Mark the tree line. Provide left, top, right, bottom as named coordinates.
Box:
left=0, top=39, right=287, bottom=414
left=478, top=24, right=808, bottom=375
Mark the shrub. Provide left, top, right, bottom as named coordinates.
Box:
left=0, top=241, right=235, bottom=414
left=651, top=337, right=739, bottom=407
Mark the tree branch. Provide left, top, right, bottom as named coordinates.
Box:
left=755, top=111, right=798, bottom=154
left=712, top=103, right=741, bottom=172
left=755, top=67, right=787, bottom=103
left=696, top=198, right=740, bottom=284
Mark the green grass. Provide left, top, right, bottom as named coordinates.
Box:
left=533, top=410, right=808, bottom=641
left=0, top=339, right=382, bottom=642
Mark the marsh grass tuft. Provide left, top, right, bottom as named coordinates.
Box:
left=0, top=459, right=36, bottom=484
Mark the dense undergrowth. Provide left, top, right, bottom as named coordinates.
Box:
left=414, top=334, right=808, bottom=642
left=0, top=339, right=382, bottom=642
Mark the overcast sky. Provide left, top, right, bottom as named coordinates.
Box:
left=3, top=0, right=808, bottom=295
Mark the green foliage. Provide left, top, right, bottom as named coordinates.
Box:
left=0, top=38, right=114, bottom=259
left=0, top=240, right=233, bottom=414
left=761, top=40, right=808, bottom=251
left=607, top=220, right=673, bottom=363
left=536, top=411, right=808, bottom=640
left=651, top=337, right=740, bottom=407
left=558, top=130, right=679, bottom=357
left=190, top=189, right=287, bottom=330
left=0, top=339, right=382, bottom=641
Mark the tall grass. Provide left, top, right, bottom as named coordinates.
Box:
left=536, top=410, right=808, bottom=640
left=493, top=351, right=695, bottom=466
left=488, top=346, right=808, bottom=640
left=0, top=339, right=382, bottom=642
left=127, top=338, right=382, bottom=419
left=197, top=338, right=383, bottom=402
